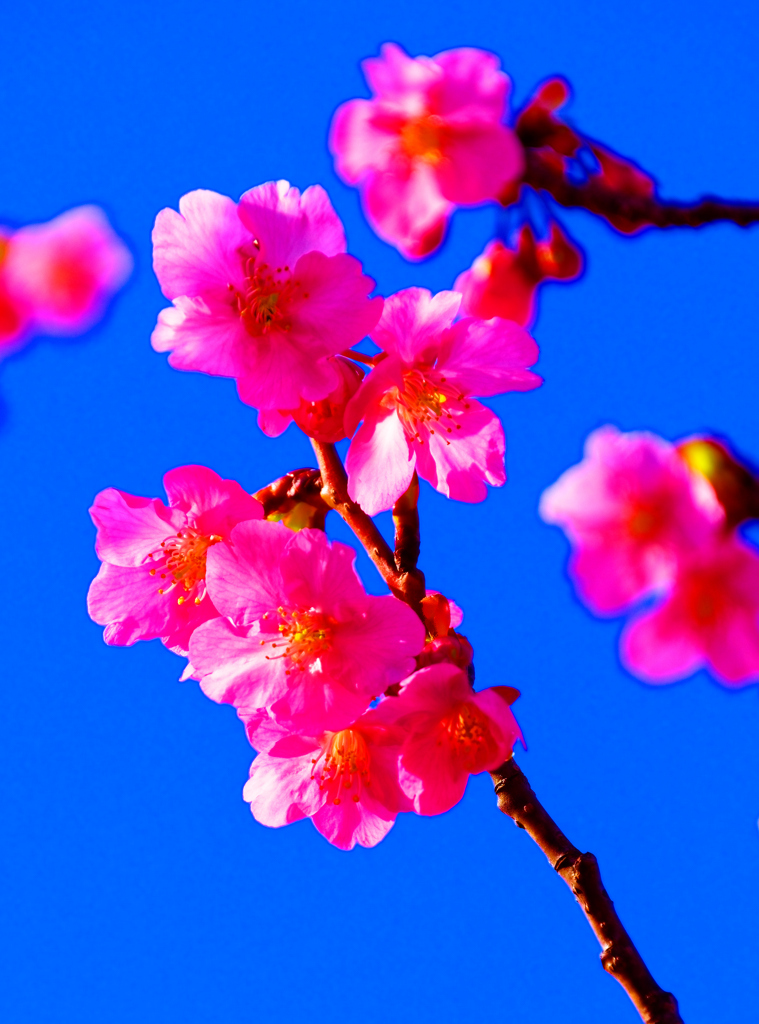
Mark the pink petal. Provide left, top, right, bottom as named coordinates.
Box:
left=361, top=43, right=438, bottom=110
left=363, top=162, right=451, bottom=260
left=280, top=530, right=367, bottom=610
left=311, top=797, right=396, bottom=851
left=370, top=287, right=461, bottom=364
left=151, top=294, right=249, bottom=379
left=329, top=99, right=401, bottom=183
left=345, top=408, right=415, bottom=516
left=620, top=604, right=703, bottom=683
left=162, top=464, right=262, bottom=535
left=90, top=487, right=182, bottom=567
left=257, top=408, right=293, bottom=437
left=234, top=329, right=340, bottom=410
left=190, top=618, right=288, bottom=707
left=204, top=520, right=291, bottom=623
left=88, top=561, right=208, bottom=647
left=436, top=125, right=524, bottom=204
left=237, top=181, right=346, bottom=268
left=414, top=399, right=505, bottom=503
left=430, top=47, right=510, bottom=122
left=152, top=189, right=250, bottom=301
left=244, top=751, right=323, bottom=827
left=437, top=316, right=541, bottom=396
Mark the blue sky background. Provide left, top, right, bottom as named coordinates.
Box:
left=1, top=2, right=757, bottom=1021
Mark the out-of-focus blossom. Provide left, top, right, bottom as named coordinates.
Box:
left=87, top=465, right=263, bottom=654
left=374, top=663, right=521, bottom=815
left=151, top=182, right=382, bottom=416
left=621, top=537, right=759, bottom=686
left=540, top=426, right=724, bottom=615
left=454, top=223, right=583, bottom=327
left=344, top=287, right=540, bottom=515
left=0, top=207, right=132, bottom=357
left=189, top=521, right=426, bottom=733
left=241, top=707, right=411, bottom=850
left=330, top=43, right=524, bottom=259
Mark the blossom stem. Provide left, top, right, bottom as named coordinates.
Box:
left=490, top=758, right=683, bottom=1024
left=392, top=472, right=421, bottom=574
left=310, top=439, right=426, bottom=613
left=522, top=145, right=759, bottom=233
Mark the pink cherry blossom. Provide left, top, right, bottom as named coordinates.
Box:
left=87, top=465, right=263, bottom=653
left=256, top=354, right=365, bottom=441
left=621, top=536, right=759, bottom=686
left=2, top=206, right=132, bottom=338
left=373, top=663, right=522, bottom=816
left=330, top=43, right=524, bottom=259
left=540, top=426, right=724, bottom=615
left=188, top=520, right=426, bottom=733
left=151, top=182, right=383, bottom=414
left=344, top=287, right=541, bottom=515
left=241, top=706, right=411, bottom=850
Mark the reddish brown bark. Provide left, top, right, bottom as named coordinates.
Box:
left=310, top=439, right=426, bottom=614
left=490, top=758, right=684, bottom=1024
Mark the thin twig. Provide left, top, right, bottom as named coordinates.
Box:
left=490, top=758, right=683, bottom=1024
left=392, top=472, right=422, bottom=574
left=522, top=146, right=759, bottom=234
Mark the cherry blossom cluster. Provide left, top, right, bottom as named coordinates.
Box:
left=0, top=205, right=132, bottom=357
left=88, top=178, right=531, bottom=849
left=86, top=43, right=759, bottom=858
left=541, top=427, right=759, bottom=686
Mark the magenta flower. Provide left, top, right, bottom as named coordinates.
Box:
left=329, top=43, right=524, bottom=259
left=0, top=207, right=132, bottom=356
left=374, top=663, right=522, bottom=815
left=188, top=521, right=426, bottom=733
left=344, top=287, right=541, bottom=515
left=241, top=707, right=411, bottom=850
left=87, top=465, right=263, bottom=653
left=151, top=182, right=383, bottom=416
left=621, top=536, right=759, bottom=686
left=540, top=426, right=724, bottom=615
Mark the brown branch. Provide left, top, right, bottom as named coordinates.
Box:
left=522, top=145, right=759, bottom=234
left=310, top=439, right=426, bottom=613
left=490, top=758, right=683, bottom=1024
left=392, top=472, right=421, bottom=574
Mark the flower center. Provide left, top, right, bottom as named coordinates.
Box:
left=389, top=368, right=467, bottom=444
left=400, top=114, right=445, bottom=164
left=311, top=728, right=370, bottom=804
left=625, top=504, right=661, bottom=540
left=234, top=258, right=302, bottom=337
left=148, top=528, right=221, bottom=605
left=260, top=607, right=333, bottom=674
left=438, top=702, right=496, bottom=773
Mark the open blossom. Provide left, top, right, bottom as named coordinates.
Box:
left=151, top=182, right=382, bottom=418
left=258, top=354, right=365, bottom=441
left=621, top=536, right=759, bottom=686
left=454, top=224, right=583, bottom=327
left=87, top=465, right=263, bottom=653
left=241, top=707, right=411, bottom=850
left=374, top=663, right=522, bottom=815
left=540, top=426, right=724, bottom=615
left=0, top=207, right=132, bottom=356
left=189, top=521, right=426, bottom=733
left=344, top=287, right=541, bottom=515
left=330, top=43, right=524, bottom=259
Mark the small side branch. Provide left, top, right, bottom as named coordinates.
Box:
left=523, top=146, right=759, bottom=234
left=310, top=440, right=426, bottom=613
left=490, top=758, right=683, bottom=1024
left=392, top=472, right=421, bottom=574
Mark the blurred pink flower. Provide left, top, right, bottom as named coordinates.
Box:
left=189, top=521, right=426, bottom=733
left=374, top=663, right=522, bottom=815
left=344, top=287, right=540, bottom=515
left=241, top=707, right=411, bottom=850
left=330, top=43, right=524, bottom=259
left=540, top=426, right=724, bottom=615
left=621, top=536, right=759, bottom=686
left=454, top=224, right=583, bottom=328
left=87, top=465, right=262, bottom=654
left=151, top=182, right=382, bottom=415
left=0, top=207, right=131, bottom=356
